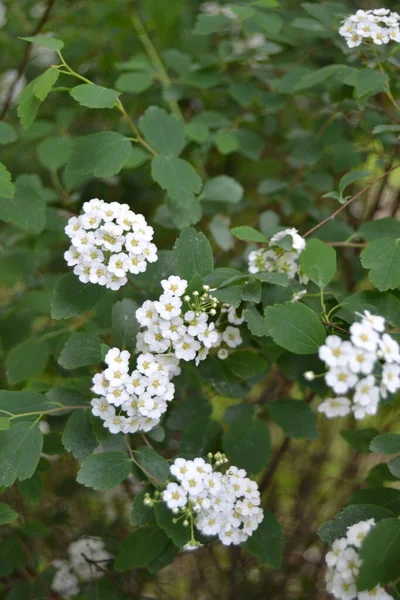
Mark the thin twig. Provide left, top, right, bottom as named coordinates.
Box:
left=0, top=0, right=56, bottom=120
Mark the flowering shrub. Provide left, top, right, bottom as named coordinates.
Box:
left=1, top=2, right=400, bottom=599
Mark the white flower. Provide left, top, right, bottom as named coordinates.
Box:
left=336, top=546, right=361, bottom=581
left=346, top=519, right=375, bottom=548
left=326, top=538, right=348, bottom=567
left=227, top=306, right=245, bottom=325
left=68, top=537, right=113, bottom=582
left=382, top=363, right=400, bottom=394
left=319, top=335, right=352, bottom=368
left=162, top=482, right=187, bottom=509
left=136, top=301, right=159, bottom=327
left=51, top=560, right=80, bottom=598
left=155, top=293, right=182, bottom=320
left=353, top=375, right=380, bottom=406
left=379, top=333, right=400, bottom=363
left=198, top=322, right=220, bottom=348
left=174, top=334, right=201, bottom=361
left=185, top=310, right=208, bottom=336
left=107, top=253, right=130, bottom=277
left=137, top=353, right=159, bottom=376
left=270, top=227, right=306, bottom=252
left=105, top=347, right=130, bottom=368
left=161, top=276, right=188, bottom=297
left=350, top=321, right=379, bottom=352
left=222, top=326, right=242, bottom=348
left=318, top=396, right=351, bottom=418
left=325, top=367, right=358, bottom=394
left=348, top=347, right=376, bottom=374
left=332, top=574, right=357, bottom=600
left=363, top=311, right=385, bottom=332
left=218, top=348, right=229, bottom=360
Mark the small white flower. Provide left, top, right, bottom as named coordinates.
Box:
left=348, top=347, right=376, bottom=374
left=162, top=482, right=187, bottom=509
left=379, top=333, right=400, bottom=363
left=161, top=276, right=188, bottom=297
left=318, top=397, right=351, bottom=418
left=218, top=348, right=229, bottom=360
left=270, top=227, right=306, bottom=252
left=326, top=538, right=348, bottom=567
left=319, top=335, right=352, bottom=368
left=362, top=311, right=385, bottom=332
left=325, top=368, right=358, bottom=394
left=382, top=363, right=400, bottom=394
left=155, top=293, right=182, bottom=320
left=353, top=375, right=380, bottom=406
left=350, top=322, right=379, bottom=352
left=222, top=326, right=242, bottom=348
left=346, top=519, right=375, bottom=548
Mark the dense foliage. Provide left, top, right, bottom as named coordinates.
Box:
left=1, top=1, right=400, bottom=598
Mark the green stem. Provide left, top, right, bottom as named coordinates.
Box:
left=131, top=10, right=184, bottom=121
left=3, top=405, right=89, bottom=420
left=372, top=44, right=400, bottom=113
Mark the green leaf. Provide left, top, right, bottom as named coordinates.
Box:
left=135, top=447, right=170, bottom=486
left=299, top=238, right=336, bottom=288
left=358, top=518, right=400, bottom=590
left=264, top=302, right=325, bottom=354
left=193, top=14, right=232, bottom=35
left=0, top=178, right=45, bottom=233
left=185, top=122, right=209, bottom=143
left=115, top=526, right=170, bottom=571
left=179, top=417, right=222, bottom=457
left=336, top=291, right=400, bottom=327
left=151, top=155, right=202, bottom=206
left=340, top=428, right=378, bottom=454
left=0, top=163, right=14, bottom=199
left=0, top=422, right=43, bottom=487
left=226, top=350, right=268, bottom=379
left=318, top=504, right=395, bottom=545
left=370, top=433, right=400, bottom=455
left=18, top=471, right=42, bottom=503
left=77, top=452, right=132, bottom=490
left=201, top=175, right=243, bottom=204
left=373, top=124, right=400, bottom=134
left=214, top=129, right=239, bottom=155
left=349, top=488, right=400, bottom=515
left=0, top=503, right=18, bottom=525
left=17, top=82, right=40, bottom=129
left=66, top=132, right=132, bottom=178
left=62, top=410, right=97, bottom=462
left=32, top=68, right=60, bottom=101
left=349, top=68, right=389, bottom=99
left=37, top=136, right=72, bottom=171
left=0, top=418, right=10, bottom=430
left=388, top=456, right=400, bottom=478
left=358, top=218, right=400, bottom=241
left=115, top=72, right=153, bottom=93
left=70, top=84, right=120, bottom=109
left=231, top=226, right=268, bottom=243
left=243, top=510, right=283, bottom=567
left=21, top=35, right=64, bottom=51
left=154, top=502, right=190, bottom=547
left=173, top=227, right=214, bottom=280
left=268, top=400, right=318, bottom=440
left=244, top=305, right=271, bottom=337
left=6, top=339, right=50, bottom=385
left=361, top=238, right=400, bottom=291
left=294, top=64, right=346, bottom=91
left=223, top=414, right=271, bottom=473
left=0, top=391, right=49, bottom=417
left=148, top=541, right=178, bottom=574
left=140, top=106, right=185, bottom=156
left=51, top=273, right=106, bottom=320
left=58, top=333, right=102, bottom=369
left=0, top=122, right=17, bottom=145
left=339, top=170, right=371, bottom=197
left=131, top=489, right=157, bottom=526
left=112, top=299, right=139, bottom=349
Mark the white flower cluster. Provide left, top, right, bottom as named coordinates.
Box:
left=51, top=537, right=113, bottom=599
left=200, top=2, right=238, bottom=20
left=317, top=311, right=400, bottom=420
left=248, top=228, right=308, bottom=284
left=157, top=454, right=263, bottom=547
left=339, top=8, right=400, bottom=48
left=64, top=199, right=158, bottom=291
left=136, top=276, right=243, bottom=365
left=325, top=519, right=393, bottom=600
left=90, top=347, right=179, bottom=434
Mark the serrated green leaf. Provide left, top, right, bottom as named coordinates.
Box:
left=58, top=333, right=102, bottom=369
left=361, top=238, right=400, bottom=291
left=294, top=64, right=346, bottom=91
left=264, top=302, right=325, bottom=354
left=66, top=132, right=132, bottom=178
left=243, top=510, right=283, bottom=567
left=70, top=84, right=120, bottom=109
left=0, top=178, right=45, bottom=232
left=37, top=136, right=72, bottom=171
left=154, top=502, right=190, bottom=547
left=135, top=447, right=170, bottom=487
left=226, top=350, right=267, bottom=379
left=318, top=504, right=395, bottom=545
left=77, top=452, right=132, bottom=490
left=62, top=410, right=97, bottom=461
left=173, top=227, right=213, bottom=280
left=299, top=238, right=336, bottom=288
left=6, top=339, right=50, bottom=385
left=357, top=217, right=400, bottom=241
left=0, top=163, right=14, bottom=199
left=269, top=399, right=318, bottom=440
left=223, top=414, right=271, bottom=473
left=244, top=305, right=271, bottom=337
left=32, top=68, right=60, bottom=101
left=17, top=81, right=42, bottom=129
left=0, top=422, right=43, bottom=487
left=51, top=273, right=106, bottom=320
left=115, top=526, right=169, bottom=571
left=151, top=155, right=202, bottom=206
left=358, top=518, right=400, bottom=590
left=139, top=106, right=185, bottom=156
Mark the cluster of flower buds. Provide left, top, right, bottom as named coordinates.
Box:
left=136, top=276, right=243, bottom=365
